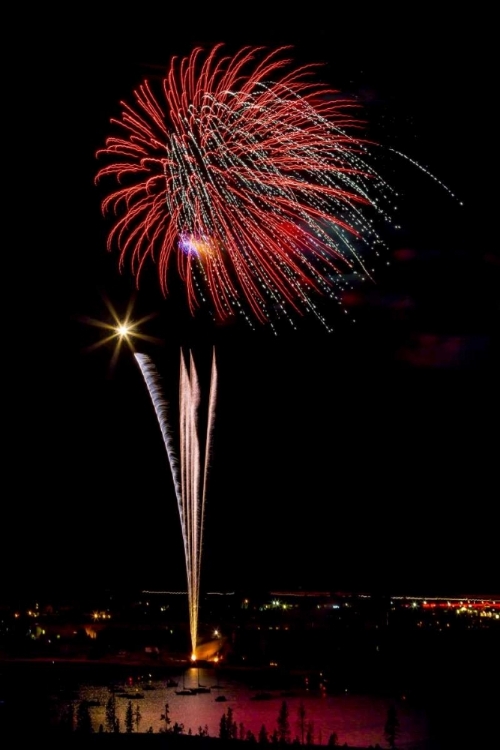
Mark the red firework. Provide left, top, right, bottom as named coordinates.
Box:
left=96, top=44, right=394, bottom=326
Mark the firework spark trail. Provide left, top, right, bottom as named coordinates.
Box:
left=97, top=44, right=400, bottom=328
left=134, top=353, right=182, bottom=505
left=134, top=350, right=217, bottom=656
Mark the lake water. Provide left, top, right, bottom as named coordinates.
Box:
left=54, top=666, right=433, bottom=748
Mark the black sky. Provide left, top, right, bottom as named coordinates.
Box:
left=6, top=6, right=498, bottom=603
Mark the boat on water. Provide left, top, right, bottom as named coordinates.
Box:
left=175, top=689, right=195, bottom=696
left=215, top=695, right=227, bottom=702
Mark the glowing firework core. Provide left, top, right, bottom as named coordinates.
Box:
left=116, top=324, right=131, bottom=337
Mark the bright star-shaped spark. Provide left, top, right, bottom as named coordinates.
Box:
left=80, top=294, right=161, bottom=371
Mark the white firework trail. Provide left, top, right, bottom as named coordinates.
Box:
left=134, top=349, right=218, bottom=656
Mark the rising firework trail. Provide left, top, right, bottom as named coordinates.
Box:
left=97, top=44, right=403, bottom=329
left=134, top=349, right=217, bottom=657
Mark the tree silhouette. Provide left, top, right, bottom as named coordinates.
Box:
left=277, top=701, right=291, bottom=744
left=219, top=711, right=228, bottom=740
left=125, top=701, right=134, bottom=733
left=160, top=702, right=172, bottom=732
left=306, top=720, right=314, bottom=745
left=105, top=694, right=117, bottom=733
left=227, top=707, right=237, bottom=739
left=296, top=702, right=307, bottom=744
left=219, top=707, right=237, bottom=740
left=384, top=705, right=400, bottom=749
left=134, top=704, right=142, bottom=732
left=75, top=701, right=93, bottom=734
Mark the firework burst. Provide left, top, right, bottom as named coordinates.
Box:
left=96, top=44, right=399, bottom=328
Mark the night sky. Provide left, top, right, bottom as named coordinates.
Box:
left=6, top=6, right=497, bottom=603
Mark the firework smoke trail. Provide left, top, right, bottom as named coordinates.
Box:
left=97, top=44, right=400, bottom=329
left=134, top=350, right=217, bottom=656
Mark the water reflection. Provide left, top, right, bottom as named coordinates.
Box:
left=64, top=667, right=430, bottom=747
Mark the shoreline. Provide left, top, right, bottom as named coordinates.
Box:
left=0, top=655, right=318, bottom=679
